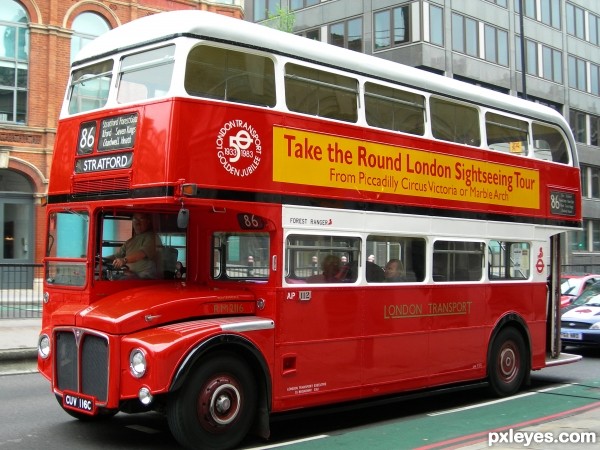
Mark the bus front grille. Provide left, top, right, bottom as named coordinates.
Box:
left=55, top=330, right=109, bottom=402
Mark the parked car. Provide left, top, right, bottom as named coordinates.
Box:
left=561, top=283, right=600, bottom=348
left=560, top=274, right=600, bottom=307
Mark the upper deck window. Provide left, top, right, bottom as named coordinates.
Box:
left=68, top=60, right=113, bottom=115
left=365, top=82, right=425, bottom=135
left=532, top=122, right=569, bottom=164
left=117, top=45, right=175, bottom=103
left=285, top=63, right=358, bottom=122
left=485, top=112, right=529, bottom=155
left=185, top=45, right=276, bottom=107
left=430, top=97, right=481, bottom=147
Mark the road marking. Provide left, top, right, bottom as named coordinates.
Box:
left=245, top=434, right=329, bottom=449
left=428, top=384, right=571, bottom=416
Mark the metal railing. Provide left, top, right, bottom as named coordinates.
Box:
left=0, top=264, right=43, bottom=319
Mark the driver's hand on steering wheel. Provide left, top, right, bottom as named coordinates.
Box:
left=113, top=257, right=127, bottom=269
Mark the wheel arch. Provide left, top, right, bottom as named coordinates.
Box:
left=169, top=333, right=272, bottom=439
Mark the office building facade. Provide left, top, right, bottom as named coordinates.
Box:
left=246, top=0, right=600, bottom=270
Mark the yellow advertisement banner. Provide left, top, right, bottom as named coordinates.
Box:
left=273, top=126, right=539, bottom=209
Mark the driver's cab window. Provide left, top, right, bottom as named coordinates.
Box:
left=98, top=211, right=186, bottom=280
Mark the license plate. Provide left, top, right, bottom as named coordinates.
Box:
left=62, top=391, right=96, bottom=415
left=561, top=331, right=582, bottom=340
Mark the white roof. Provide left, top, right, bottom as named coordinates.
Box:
left=73, top=10, right=571, bottom=133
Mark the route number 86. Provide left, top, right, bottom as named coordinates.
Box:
left=78, top=123, right=96, bottom=154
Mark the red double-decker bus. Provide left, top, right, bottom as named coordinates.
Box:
left=38, top=10, right=581, bottom=450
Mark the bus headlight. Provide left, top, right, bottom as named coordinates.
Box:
left=38, top=334, right=50, bottom=359
left=129, top=348, right=147, bottom=378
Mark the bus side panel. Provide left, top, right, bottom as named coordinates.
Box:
left=272, top=286, right=363, bottom=410
left=361, top=285, right=432, bottom=393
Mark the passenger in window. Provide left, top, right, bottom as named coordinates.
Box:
left=110, top=213, right=159, bottom=279
left=174, top=261, right=186, bottom=279
left=307, top=254, right=343, bottom=283
left=385, top=258, right=411, bottom=282
left=366, top=260, right=385, bottom=282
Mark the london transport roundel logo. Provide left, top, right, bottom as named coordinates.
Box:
left=215, top=119, right=262, bottom=177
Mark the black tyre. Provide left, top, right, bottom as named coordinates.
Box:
left=488, top=327, right=528, bottom=397
left=167, top=353, right=257, bottom=450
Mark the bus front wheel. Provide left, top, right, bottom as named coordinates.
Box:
left=488, top=327, right=528, bottom=397
left=167, top=353, right=257, bottom=450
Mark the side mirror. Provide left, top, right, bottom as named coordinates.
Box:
left=177, top=208, right=189, bottom=229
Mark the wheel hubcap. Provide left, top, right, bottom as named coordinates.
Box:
left=199, top=377, right=241, bottom=428
left=499, top=344, right=519, bottom=382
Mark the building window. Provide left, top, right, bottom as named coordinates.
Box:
left=515, top=37, right=539, bottom=76
left=591, top=115, right=600, bottom=147
left=329, top=17, right=362, bottom=52
left=581, top=165, right=589, bottom=198
left=485, top=0, right=507, bottom=7
left=592, top=167, right=600, bottom=199
left=569, top=109, right=587, bottom=144
left=542, top=45, right=562, bottom=83
left=291, top=0, right=319, bottom=11
left=540, top=0, right=561, bottom=29
left=484, top=24, right=508, bottom=66
left=591, top=63, right=600, bottom=96
left=374, top=6, right=409, bottom=50
left=0, top=0, right=29, bottom=124
left=71, top=12, right=110, bottom=63
left=567, top=55, right=586, bottom=91
left=297, top=28, right=320, bottom=41
left=452, top=13, right=478, bottom=57
left=590, top=13, right=600, bottom=46
left=566, top=2, right=585, bottom=40
left=254, top=0, right=280, bottom=22
left=429, top=4, right=444, bottom=46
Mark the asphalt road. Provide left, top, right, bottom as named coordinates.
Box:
left=0, top=348, right=598, bottom=450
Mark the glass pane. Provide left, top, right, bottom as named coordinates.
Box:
left=365, top=82, right=425, bottom=135
left=16, top=90, right=26, bottom=123
left=430, top=97, right=481, bottom=146
left=0, top=66, right=15, bottom=86
left=285, top=63, right=358, bottom=122
left=0, top=89, right=14, bottom=121
left=374, top=11, right=391, bottom=49
left=68, top=59, right=113, bottom=114
left=532, top=122, right=569, bottom=164
left=486, top=112, right=529, bottom=154
left=452, top=14, right=464, bottom=52
left=185, top=45, right=276, bottom=107
left=347, top=18, right=362, bottom=52
left=118, top=45, right=175, bottom=103
left=16, top=64, right=27, bottom=88
left=485, top=25, right=497, bottom=63
left=393, top=6, right=409, bottom=44
left=429, top=5, right=444, bottom=46
left=329, top=22, right=345, bottom=47
left=466, top=18, right=478, bottom=56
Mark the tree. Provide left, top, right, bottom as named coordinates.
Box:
left=265, top=8, right=295, bottom=33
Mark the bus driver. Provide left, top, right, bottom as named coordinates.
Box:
left=110, top=213, right=159, bottom=279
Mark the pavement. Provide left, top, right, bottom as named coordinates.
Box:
left=0, top=318, right=599, bottom=448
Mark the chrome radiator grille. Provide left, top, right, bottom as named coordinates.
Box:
left=55, top=330, right=109, bottom=402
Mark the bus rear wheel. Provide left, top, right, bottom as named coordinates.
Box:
left=167, top=353, right=257, bottom=450
left=488, top=327, right=528, bottom=397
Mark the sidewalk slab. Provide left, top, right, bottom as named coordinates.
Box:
left=0, top=318, right=41, bottom=352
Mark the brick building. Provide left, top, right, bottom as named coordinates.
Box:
left=0, top=0, right=243, bottom=272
